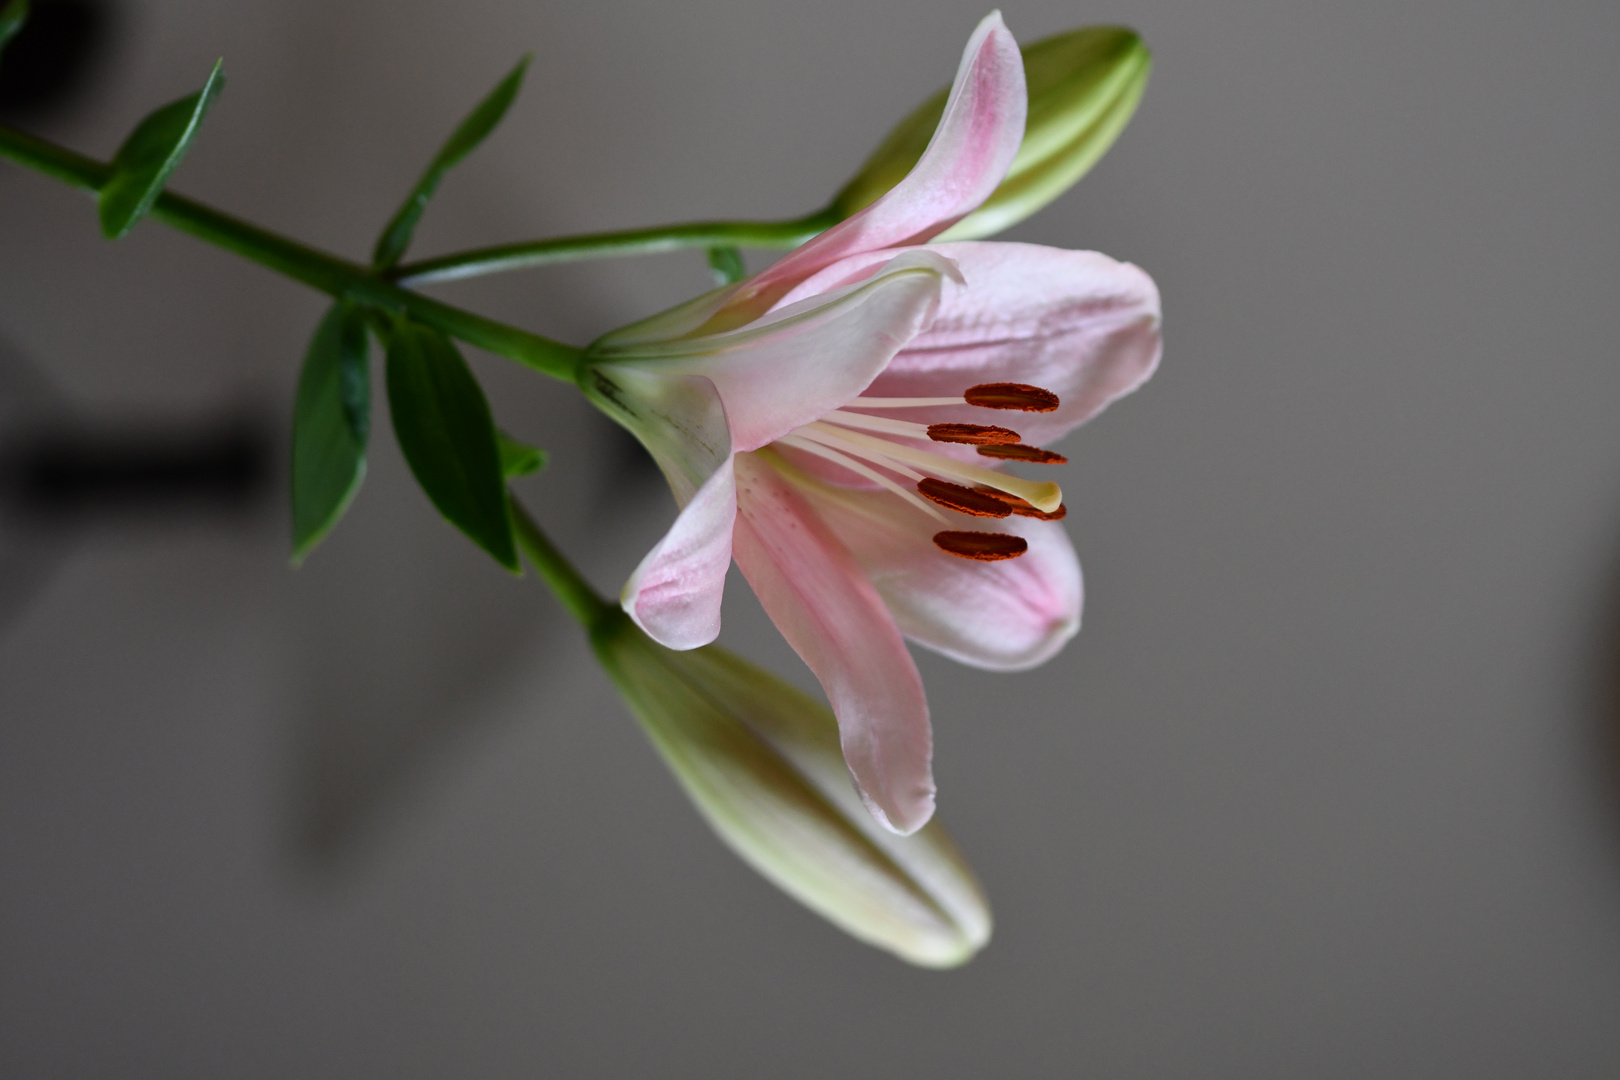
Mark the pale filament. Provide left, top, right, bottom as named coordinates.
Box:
left=802, top=422, right=1062, bottom=512
left=791, top=424, right=926, bottom=481
left=776, top=433, right=948, bottom=522
left=819, top=409, right=933, bottom=439
left=843, top=396, right=965, bottom=410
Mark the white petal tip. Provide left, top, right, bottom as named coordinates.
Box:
left=859, top=786, right=938, bottom=837
left=621, top=593, right=720, bottom=652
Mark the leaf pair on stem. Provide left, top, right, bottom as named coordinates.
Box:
left=291, top=57, right=540, bottom=569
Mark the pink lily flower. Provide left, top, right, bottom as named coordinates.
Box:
left=582, top=11, right=1161, bottom=835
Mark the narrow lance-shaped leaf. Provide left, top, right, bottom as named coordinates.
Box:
left=372, top=55, right=531, bottom=270
left=98, top=59, right=225, bottom=239
left=497, top=429, right=547, bottom=479
left=0, top=0, right=29, bottom=69
left=291, top=300, right=370, bottom=565
left=385, top=318, right=518, bottom=571
left=706, top=245, right=746, bottom=285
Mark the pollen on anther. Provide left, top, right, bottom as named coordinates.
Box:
left=918, top=478, right=1011, bottom=518
left=933, top=531, right=1029, bottom=561
left=928, top=423, right=1021, bottom=445
left=974, top=486, right=1068, bottom=520
left=964, top=382, right=1060, bottom=412
left=976, top=443, right=1068, bottom=464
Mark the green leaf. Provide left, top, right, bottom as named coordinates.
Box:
left=706, top=245, right=746, bottom=285
left=291, top=301, right=370, bottom=565
left=0, top=0, right=29, bottom=70
left=372, top=55, right=531, bottom=270
left=98, top=59, right=225, bottom=239
left=385, top=318, right=518, bottom=571
left=497, top=429, right=547, bottom=478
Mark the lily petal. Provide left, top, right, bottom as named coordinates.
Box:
left=799, top=477, right=1082, bottom=670
left=732, top=450, right=936, bottom=835
left=621, top=460, right=737, bottom=649
left=724, top=11, right=1026, bottom=322
left=866, top=241, right=1162, bottom=447
left=596, top=251, right=954, bottom=452
left=583, top=368, right=736, bottom=649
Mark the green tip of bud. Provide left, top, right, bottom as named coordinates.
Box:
left=831, top=26, right=1152, bottom=240
left=591, top=612, right=991, bottom=968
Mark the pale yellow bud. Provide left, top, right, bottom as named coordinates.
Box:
left=591, top=612, right=991, bottom=967
left=832, top=26, right=1151, bottom=240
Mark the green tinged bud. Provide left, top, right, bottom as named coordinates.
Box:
left=831, top=26, right=1151, bottom=240
left=591, top=611, right=991, bottom=967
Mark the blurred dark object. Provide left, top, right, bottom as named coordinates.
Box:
left=0, top=331, right=67, bottom=634
left=0, top=0, right=111, bottom=119
left=1, top=418, right=271, bottom=520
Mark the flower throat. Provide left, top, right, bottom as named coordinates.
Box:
left=775, top=382, right=1070, bottom=561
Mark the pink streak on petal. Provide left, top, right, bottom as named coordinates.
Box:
left=621, top=460, right=739, bottom=650
left=803, top=481, right=1082, bottom=670
left=731, top=451, right=937, bottom=835
left=866, top=242, right=1163, bottom=448
left=726, top=13, right=1026, bottom=319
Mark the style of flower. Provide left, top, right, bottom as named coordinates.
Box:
left=582, top=11, right=1162, bottom=836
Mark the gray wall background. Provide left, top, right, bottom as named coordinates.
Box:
left=4, top=0, right=1620, bottom=1075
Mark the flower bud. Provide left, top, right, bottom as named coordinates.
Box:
left=591, top=611, right=991, bottom=967
left=831, top=26, right=1151, bottom=240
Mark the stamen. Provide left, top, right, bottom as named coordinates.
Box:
left=792, top=425, right=926, bottom=481
left=974, top=486, right=1068, bottom=520
left=933, top=531, right=1029, bottom=561
left=917, top=479, right=1011, bottom=518
left=963, top=383, right=1061, bottom=412
left=820, top=409, right=932, bottom=440
left=977, top=443, right=1068, bottom=465
left=845, top=396, right=965, bottom=410
left=804, top=423, right=1063, bottom=512
left=777, top=434, right=946, bottom=522
left=928, top=423, right=1021, bottom=445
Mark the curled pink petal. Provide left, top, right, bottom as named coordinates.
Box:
left=800, top=479, right=1082, bottom=670
left=595, top=252, right=953, bottom=452
left=865, top=242, right=1162, bottom=447
left=731, top=451, right=936, bottom=835
left=621, top=461, right=738, bottom=650
left=722, top=12, right=1026, bottom=322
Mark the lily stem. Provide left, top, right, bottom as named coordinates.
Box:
left=389, top=208, right=840, bottom=286
left=0, top=122, right=584, bottom=382
left=509, top=498, right=615, bottom=631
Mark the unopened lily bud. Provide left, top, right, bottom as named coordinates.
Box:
left=831, top=26, right=1151, bottom=240
left=591, top=611, right=991, bottom=967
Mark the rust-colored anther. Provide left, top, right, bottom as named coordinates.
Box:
left=927, top=422, right=1021, bottom=445
left=963, top=382, right=1060, bottom=412
left=932, top=531, right=1029, bottom=561
left=973, top=486, right=1068, bottom=520
left=917, top=478, right=1012, bottom=518
left=976, top=443, right=1068, bottom=464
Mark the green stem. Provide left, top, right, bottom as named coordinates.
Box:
left=0, top=123, right=584, bottom=382
left=509, top=498, right=613, bottom=630
left=390, top=208, right=840, bottom=286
